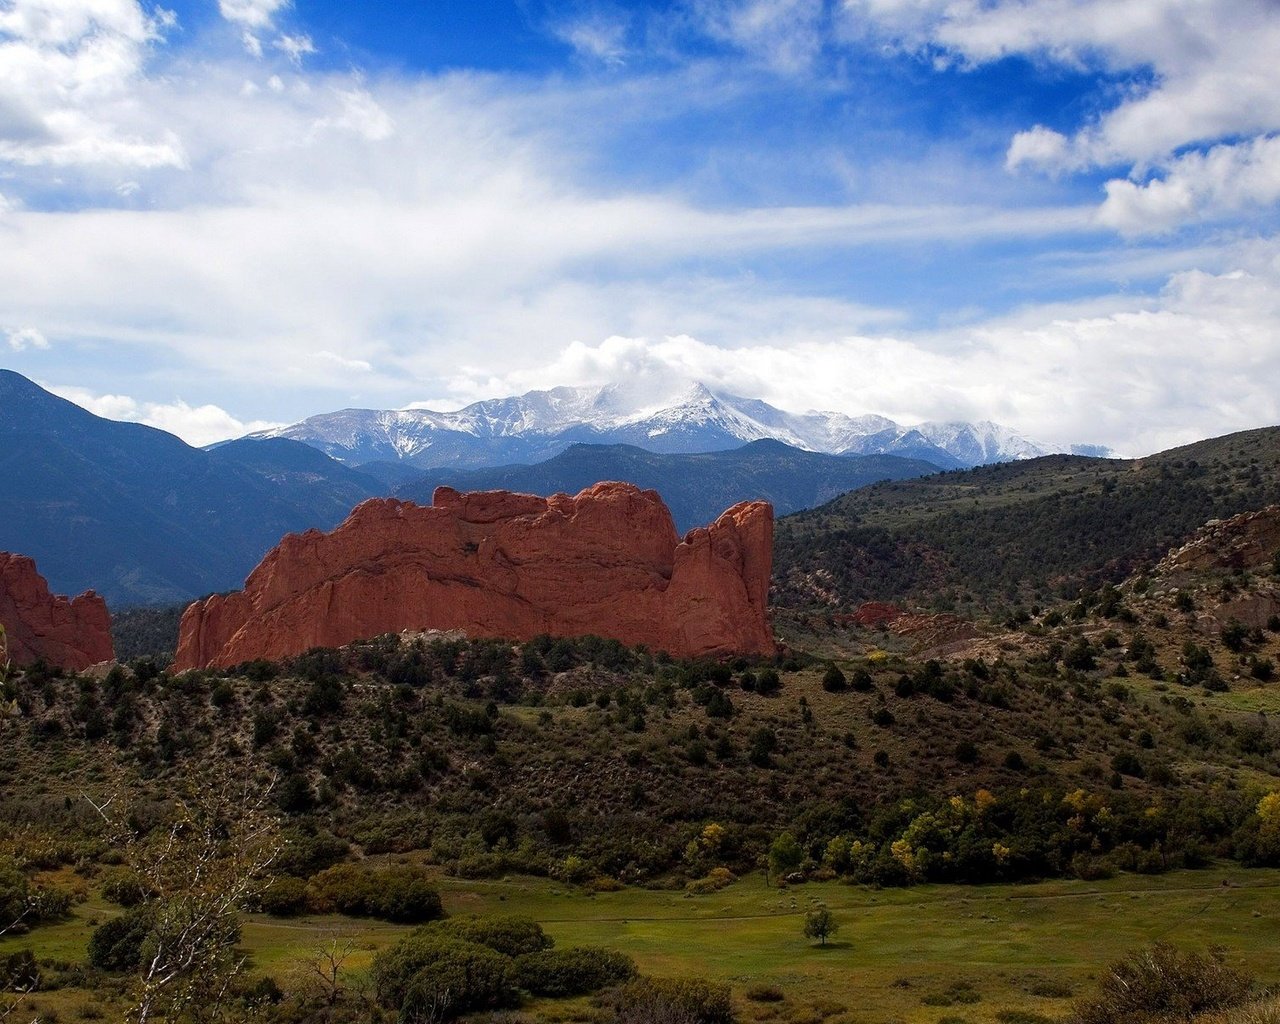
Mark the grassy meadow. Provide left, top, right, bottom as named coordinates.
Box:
left=6, top=866, right=1280, bottom=1023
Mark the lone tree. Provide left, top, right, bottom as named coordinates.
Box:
left=803, top=908, right=839, bottom=947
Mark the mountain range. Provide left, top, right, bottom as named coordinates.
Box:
left=0, top=371, right=380, bottom=607
left=248, top=382, right=1112, bottom=471
left=0, top=371, right=939, bottom=605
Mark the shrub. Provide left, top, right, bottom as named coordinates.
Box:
left=1072, top=944, right=1252, bottom=1024
left=428, top=915, right=552, bottom=957
left=612, top=977, right=735, bottom=1024
left=273, top=828, right=349, bottom=878
left=685, top=868, right=735, bottom=895
left=0, top=860, right=29, bottom=925
left=308, top=864, right=443, bottom=923
left=258, top=876, right=309, bottom=917
left=755, top=669, right=781, bottom=696
left=87, top=907, right=154, bottom=972
left=514, top=946, right=637, bottom=996
left=101, top=871, right=150, bottom=908
left=744, top=983, right=785, bottom=1002
left=372, top=935, right=518, bottom=1016
left=0, top=949, right=38, bottom=993
left=1110, top=752, right=1145, bottom=778
left=821, top=664, right=847, bottom=692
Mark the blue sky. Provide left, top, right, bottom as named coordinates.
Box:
left=2, top=0, right=1279, bottom=454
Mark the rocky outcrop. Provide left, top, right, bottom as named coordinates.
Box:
left=0, top=553, right=114, bottom=671
left=1158, top=506, right=1280, bottom=576
left=849, top=602, right=905, bottom=628
left=175, top=483, right=775, bottom=670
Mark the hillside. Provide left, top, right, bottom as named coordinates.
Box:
left=9, top=519, right=1280, bottom=890
left=396, top=439, right=941, bottom=532
left=0, top=371, right=383, bottom=607
left=774, top=425, right=1280, bottom=614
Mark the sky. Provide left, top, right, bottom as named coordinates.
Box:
left=2, top=0, right=1280, bottom=454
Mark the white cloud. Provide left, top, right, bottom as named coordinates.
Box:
left=0, top=0, right=183, bottom=168
left=46, top=383, right=284, bottom=447
left=219, top=0, right=294, bottom=58
left=274, top=32, right=314, bottom=66
left=1005, top=125, right=1074, bottom=173
left=6, top=325, right=48, bottom=350
left=218, top=0, right=288, bottom=31
left=310, top=87, right=394, bottom=141
left=697, top=0, right=827, bottom=74
left=312, top=351, right=374, bottom=373
left=0, top=0, right=1276, bottom=461
left=1099, top=135, right=1280, bottom=235
left=551, top=12, right=630, bottom=66
left=844, top=0, right=1280, bottom=232
left=449, top=248, right=1280, bottom=458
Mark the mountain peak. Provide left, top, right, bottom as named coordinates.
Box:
left=241, top=376, right=1111, bottom=471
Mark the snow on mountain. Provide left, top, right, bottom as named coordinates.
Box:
left=247, top=382, right=1114, bottom=470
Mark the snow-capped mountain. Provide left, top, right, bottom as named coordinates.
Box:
left=245, top=382, right=1114, bottom=470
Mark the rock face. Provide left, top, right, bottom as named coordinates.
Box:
left=174, top=483, right=775, bottom=670
left=1158, top=506, right=1280, bottom=575
left=0, top=553, right=114, bottom=670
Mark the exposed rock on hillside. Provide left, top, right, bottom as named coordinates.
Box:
left=1157, top=505, right=1280, bottom=576
left=175, top=483, right=775, bottom=669
left=0, top=553, right=113, bottom=670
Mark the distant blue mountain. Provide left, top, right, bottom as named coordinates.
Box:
left=0, top=371, right=380, bottom=607
left=395, top=439, right=942, bottom=533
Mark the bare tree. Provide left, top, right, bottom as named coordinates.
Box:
left=84, top=767, right=283, bottom=1024
left=308, top=934, right=357, bottom=1013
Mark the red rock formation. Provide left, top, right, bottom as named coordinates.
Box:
left=175, top=483, right=774, bottom=670
left=0, top=553, right=114, bottom=671
left=1158, top=506, right=1280, bottom=575
left=849, top=602, right=904, bottom=628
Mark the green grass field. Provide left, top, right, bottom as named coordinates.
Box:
left=7, top=866, right=1280, bottom=1023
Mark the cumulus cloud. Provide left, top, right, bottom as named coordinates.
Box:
left=46, top=383, right=284, bottom=447
left=451, top=249, right=1280, bottom=458
left=844, top=0, right=1280, bottom=232
left=1099, top=135, right=1280, bottom=235
left=6, top=326, right=48, bottom=350
left=0, top=0, right=183, bottom=168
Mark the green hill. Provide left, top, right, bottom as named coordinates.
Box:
left=773, top=425, right=1280, bottom=614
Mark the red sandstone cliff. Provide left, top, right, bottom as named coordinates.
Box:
left=174, top=482, right=774, bottom=670
left=0, top=553, right=114, bottom=671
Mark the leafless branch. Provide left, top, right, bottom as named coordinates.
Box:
left=81, top=767, right=283, bottom=1024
